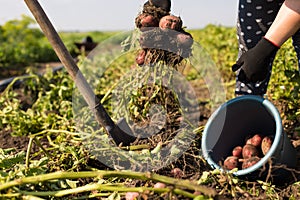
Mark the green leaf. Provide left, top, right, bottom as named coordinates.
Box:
left=0, top=151, right=25, bottom=169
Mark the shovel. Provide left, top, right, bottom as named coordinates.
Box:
left=24, top=0, right=136, bottom=146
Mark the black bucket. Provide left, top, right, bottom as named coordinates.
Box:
left=201, top=95, right=297, bottom=183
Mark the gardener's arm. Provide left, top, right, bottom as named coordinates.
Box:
left=265, top=0, right=300, bottom=46
left=232, top=0, right=300, bottom=82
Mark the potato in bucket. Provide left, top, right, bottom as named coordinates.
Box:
left=201, top=95, right=297, bottom=183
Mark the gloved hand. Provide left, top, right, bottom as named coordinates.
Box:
left=232, top=37, right=279, bottom=82
left=144, top=0, right=171, bottom=12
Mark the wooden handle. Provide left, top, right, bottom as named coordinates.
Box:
left=24, top=0, right=94, bottom=104
left=24, top=0, right=136, bottom=145
left=23, top=0, right=119, bottom=136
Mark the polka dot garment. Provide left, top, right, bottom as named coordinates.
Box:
left=235, top=0, right=300, bottom=96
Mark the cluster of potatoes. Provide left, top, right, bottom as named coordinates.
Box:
left=134, top=1, right=193, bottom=66
left=223, top=134, right=274, bottom=170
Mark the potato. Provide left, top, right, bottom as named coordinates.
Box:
left=125, top=192, right=139, bottom=200
left=136, top=49, right=146, bottom=65
left=247, top=134, right=263, bottom=147
left=135, top=13, right=159, bottom=31
left=242, top=144, right=259, bottom=159
left=171, top=168, right=184, bottom=178
left=153, top=182, right=166, bottom=188
left=193, top=191, right=202, bottom=196
left=232, top=146, right=243, bottom=158
left=223, top=156, right=239, bottom=170
left=159, top=15, right=182, bottom=31
left=261, top=135, right=273, bottom=155
left=242, top=156, right=261, bottom=169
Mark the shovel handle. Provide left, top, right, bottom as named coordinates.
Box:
left=24, top=0, right=135, bottom=145
left=24, top=0, right=94, bottom=105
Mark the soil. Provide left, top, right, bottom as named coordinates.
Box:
left=0, top=129, right=29, bottom=151
left=0, top=62, right=63, bottom=153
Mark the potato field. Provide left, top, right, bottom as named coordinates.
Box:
left=0, top=16, right=300, bottom=200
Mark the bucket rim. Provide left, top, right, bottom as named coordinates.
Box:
left=201, top=95, right=282, bottom=176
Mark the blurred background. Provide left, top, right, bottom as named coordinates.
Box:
left=0, top=0, right=238, bottom=31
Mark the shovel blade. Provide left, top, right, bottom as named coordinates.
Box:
left=107, top=118, right=136, bottom=146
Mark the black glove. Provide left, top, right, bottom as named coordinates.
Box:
left=232, top=37, right=279, bottom=82
left=144, top=0, right=171, bottom=12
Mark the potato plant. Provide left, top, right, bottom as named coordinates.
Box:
left=0, top=15, right=58, bottom=68
left=268, top=39, right=300, bottom=128
left=0, top=20, right=299, bottom=199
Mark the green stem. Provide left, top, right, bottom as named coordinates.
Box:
left=0, top=194, right=20, bottom=198
left=100, top=81, right=118, bottom=104
left=173, top=189, right=196, bottom=199
left=0, top=171, right=216, bottom=197
left=25, top=137, right=34, bottom=169
left=92, top=144, right=150, bottom=151
left=19, top=184, right=201, bottom=199
left=3, top=75, right=38, bottom=96
left=124, top=144, right=151, bottom=151
left=20, top=184, right=168, bottom=197
left=30, top=129, right=79, bottom=138
left=33, top=137, right=51, bottom=157
left=74, top=193, right=119, bottom=199
left=22, top=195, right=46, bottom=200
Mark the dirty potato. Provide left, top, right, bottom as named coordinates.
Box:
left=135, top=13, right=159, bottom=31
left=242, top=144, right=259, bottom=159
left=232, top=146, right=243, bottom=158
left=136, top=49, right=146, bottom=65
left=159, top=15, right=182, bottom=31
left=242, top=156, right=261, bottom=169
left=223, top=156, right=239, bottom=170
left=261, top=135, right=273, bottom=155
left=247, top=134, right=263, bottom=147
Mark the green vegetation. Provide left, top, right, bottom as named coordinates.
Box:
left=0, top=15, right=57, bottom=68
left=0, top=16, right=118, bottom=69
left=0, top=17, right=299, bottom=199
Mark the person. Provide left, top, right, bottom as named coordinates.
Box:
left=232, top=0, right=300, bottom=96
